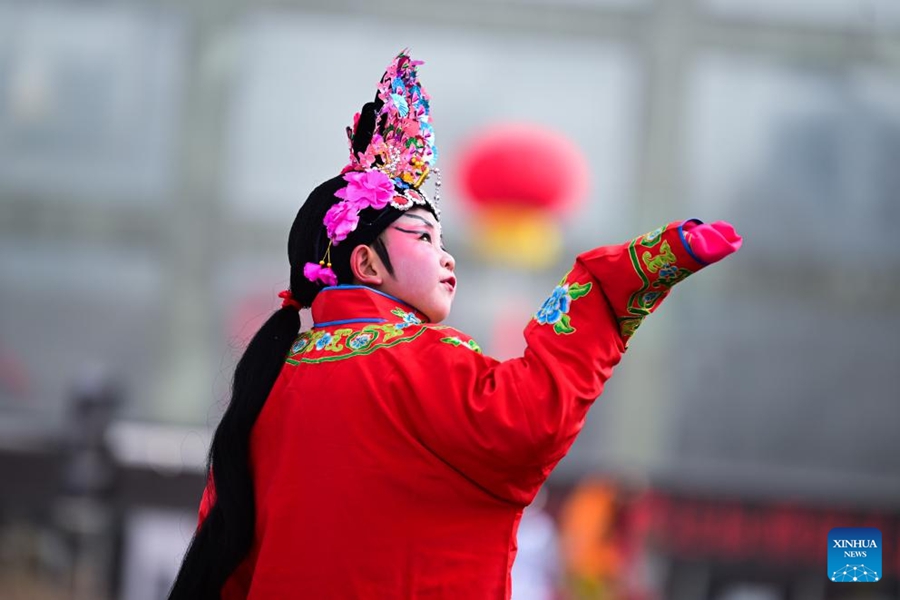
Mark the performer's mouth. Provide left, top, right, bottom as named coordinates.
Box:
left=442, top=276, right=457, bottom=292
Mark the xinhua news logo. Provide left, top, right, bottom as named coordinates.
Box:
left=828, top=528, right=882, bottom=582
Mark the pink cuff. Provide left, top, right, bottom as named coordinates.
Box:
left=681, top=220, right=742, bottom=264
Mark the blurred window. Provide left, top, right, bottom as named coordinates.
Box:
left=479, top=0, right=651, bottom=8
left=0, top=4, right=185, bottom=204
left=702, top=0, right=900, bottom=30
left=672, top=52, right=900, bottom=484
left=222, top=11, right=642, bottom=245
left=687, top=54, right=900, bottom=261
left=0, top=242, right=164, bottom=425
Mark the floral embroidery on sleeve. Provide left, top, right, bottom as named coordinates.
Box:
left=534, top=272, right=592, bottom=335
left=440, top=336, right=482, bottom=353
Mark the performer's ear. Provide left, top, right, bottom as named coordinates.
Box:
left=350, top=244, right=385, bottom=286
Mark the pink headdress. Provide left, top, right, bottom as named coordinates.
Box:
left=304, top=49, right=441, bottom=286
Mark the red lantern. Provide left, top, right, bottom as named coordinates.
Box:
left=458, top=122, right=589, bottom=214
left=454, top=123, right=590, bottom=269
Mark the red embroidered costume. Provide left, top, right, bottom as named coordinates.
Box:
left=197, top=220, right=735, bottom=598
left=180, top=49, right=743, bottom=600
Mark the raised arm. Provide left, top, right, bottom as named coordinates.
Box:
left=401, top=219, right=741, bottom=505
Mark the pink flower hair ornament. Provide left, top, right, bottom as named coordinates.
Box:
left=333, top=170, right=395, bottom=212
left=304, top=49, right=442, bottom=287
left=323, top=196, right=362, bottom=244
left=303, top=261, right=338, bottom=287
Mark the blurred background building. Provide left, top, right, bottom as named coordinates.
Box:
left=1, top=0, right=899, bottom=598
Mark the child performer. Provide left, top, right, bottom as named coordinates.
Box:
left=168, top=50, right=741, bottom=599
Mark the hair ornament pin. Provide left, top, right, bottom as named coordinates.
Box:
left=303, top=49, right=441, bottom=286
left=278, top=290, right=302, bottom=311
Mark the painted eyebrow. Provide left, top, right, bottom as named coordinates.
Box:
left=393, top=215, right=445, bottom=247
left=398, top=213, right=435, bottom=229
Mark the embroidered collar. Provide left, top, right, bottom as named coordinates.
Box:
left=311, top=285, right=429, bottom=328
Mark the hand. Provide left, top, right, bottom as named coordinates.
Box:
left=683, top=220, right=742, bottom=264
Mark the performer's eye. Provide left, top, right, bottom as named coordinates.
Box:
left=419, top=232, right=432, bottom=243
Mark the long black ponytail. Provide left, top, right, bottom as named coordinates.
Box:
left=168, top=96, right=408, bottom=599
left=167, top=305, right=300, bottom=599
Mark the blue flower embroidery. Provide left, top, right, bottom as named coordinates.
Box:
left=644, top=227, right=664, bottom=243
left=315, top=333, right=333, bottom=350
left=291, top=337, right=309, bottom=354
left=641, top=291, right=662, bottom=307
left=391, top=308, right=422, bottom=330
left=535, top=285, right=571, bottom=325
left=658, top=264, right=677, bottom=278
left=534, top=275, right=592, bottom=335
left=348, top=332, right=374, bottom=351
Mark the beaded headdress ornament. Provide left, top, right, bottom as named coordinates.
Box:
left=304, top=49, right=441, bottom=286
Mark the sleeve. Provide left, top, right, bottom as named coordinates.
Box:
left=400, top=219, right=726, bottom=506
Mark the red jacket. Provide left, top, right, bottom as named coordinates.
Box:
left=200, top=220, right=709, bottom=598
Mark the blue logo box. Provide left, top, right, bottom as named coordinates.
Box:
left=828, top=527, right=882, bottom=582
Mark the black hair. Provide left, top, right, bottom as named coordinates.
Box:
left=167, top=96, right=412, bottom=599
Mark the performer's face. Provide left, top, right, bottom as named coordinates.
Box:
left=378, top=208, right=456, bottom=323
